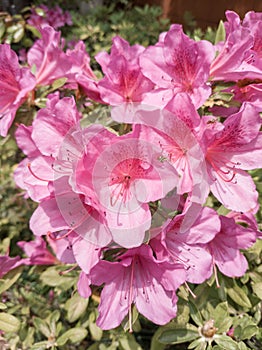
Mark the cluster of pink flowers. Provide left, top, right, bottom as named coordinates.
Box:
left=1, top=10, right=262, bottom=330
left=27, top=4, right=72, bottom=30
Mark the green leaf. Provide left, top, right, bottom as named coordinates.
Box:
left=0, top=312, right=20, bottom=332
left=65, top=292, right=89, bottom=323
left=189, top=300, right=203, bottom=327
left=119, top=333, right=143, bottom=350
left=195, top=342, right=208, bottom=350
left=31, top=341, right=50, bottom=350
left=252, top=282, right=262, bottom=299
left=25, top=24, right=41, bottom=38
left=0, top=266, right=23, bottom=294
left=213, top=302, right=232, bottom=333
left=22, top=326, right=35, bottom=349
left=47, top=310, right=60, bottom=337
left=40, top=266, right=76, bottom=290
left=56, top=327, right=88, bottom=346
left=225, top=280, right=252, bottom=308
left=215, top=20, right=226, bottom=44
left=13, top=24, right=24, bottom=43
left=122, top=305, right=139, bottom=332
left=89, top=320, right=103, bottom=341
left=214, top=334, right=239, bottom=350
left=158, top=324, right=199, bottom=344
left=238, top=341, right=248, bottom=350
left=33, top=318, right=51, bottom=338
left=0, top=303, right=7, bottom=310
left=237, top=325, right=258, bottom=340
left=51, top=78, right=68, bottom=90
left=188, top=338, right=206, bottom=349
left=150, top=332, right=166, bottom=350
left=0, top=21, right=5, bottom=40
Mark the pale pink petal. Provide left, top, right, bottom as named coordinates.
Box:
left=30, top=198, right=68, bottom=236
left=77, top=272, right=91, bottom=299
left=210, top=169, right=258, bottom=212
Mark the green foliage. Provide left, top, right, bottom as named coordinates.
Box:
left=66, top=2, right=170, bottom=65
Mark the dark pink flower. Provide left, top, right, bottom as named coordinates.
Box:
left=77, top=271, right=91, bottom=298
left=201, top=103, right=262, bottom=211
left=207, top=215, right=257, bottom=279
left=27, top=5, right=72, bottom=30
left=127, top=99, right=209, bottom=204
left=96, top=36, right=154, bottom=106
left=74, top=124, right=179, bottom=248
left=27, top=26, right=71, bottom=86
left=17, top=237, right=58, bottom=265
left=0, top=44, right=36, bottom=137
left=14, top=94, right=81, bottom=202
left=0, top=255, right=26, bottom=278
left=90, top=244, right=186, bottom=330
left=140, top=24, right=214, bottom=108
left=65, top=41, right=102, bottom=102
left=150, top=203, right=220, bottom=284
left=210, top=10, right=262, bottom=81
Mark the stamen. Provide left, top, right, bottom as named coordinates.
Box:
left=59, top=265, right=77, bottom=275
left=47, top=211, right=91, bottom=241
left=185, top=281, right=196, bottom=298
left=27, top=163, right=50, bottom=182
left=207, top=158, right=236, bottom=183
left=110, top=176, right=131, bottom=207
left=128, top=257, right=136, bottom=333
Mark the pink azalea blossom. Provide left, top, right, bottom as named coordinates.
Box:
left=74, top=124, right=179, bottom=248
left=90, top=244, right=186, bottom=330
left=65, top=41, right=102, bottom=102
left=27, top=26, right=71, bottom=86
left=27, top=5, right=72, bottom=30
left=14, top=94, right=81, bottom=202
left=150, top=203, right=220, bottom=283
left=0, top=255, right=26, bottom=278
left=17, top=237, right=58, bottom=265
left=210, top=25, right=253, bottom=81
left=139, top=24, right=215, bottom=108
left=96, top=36, right=154, bottom=106
left=210, top=10, right=262, bottom=81
left=127, top=99, right=209, bottom=204
left=0, top=44, right=36, bottom=137
left=200, top=103, right=262, bottom=212
left=30, top=175, right=111, bottom=248
left=207, top=215, right=257, bottom=281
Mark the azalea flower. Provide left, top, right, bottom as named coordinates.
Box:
left=210, top=10, right=262, bottom=81
left=139, top=24, right=215, bottom=108
left=14, top=94, right=81, bottom=202
left=27, top=4, right=72, bottom=30
left=90, top=244, right=186, bottom=330
left=151, top=203, right=220, bottom=284
left=66, top=41, right=102, bottom=102
left=200, top=103, right=262, bottom=212
left=96, top=36, right=154, bottom=106
left=0, top=44, right=36, bottom=137
left=27, top=26, right=71, bottom=86
left=17, top=237, right=58, bottom=265
left=207, top=214, right=257, bottom=284
left=0, top=255, right=26, bottom=278
left=74, top=124, right=179, bottom=248
left=128, top=98, right=209, bottom=204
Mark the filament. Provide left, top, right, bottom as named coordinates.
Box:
left=27, top=163, right=50, bottom=182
